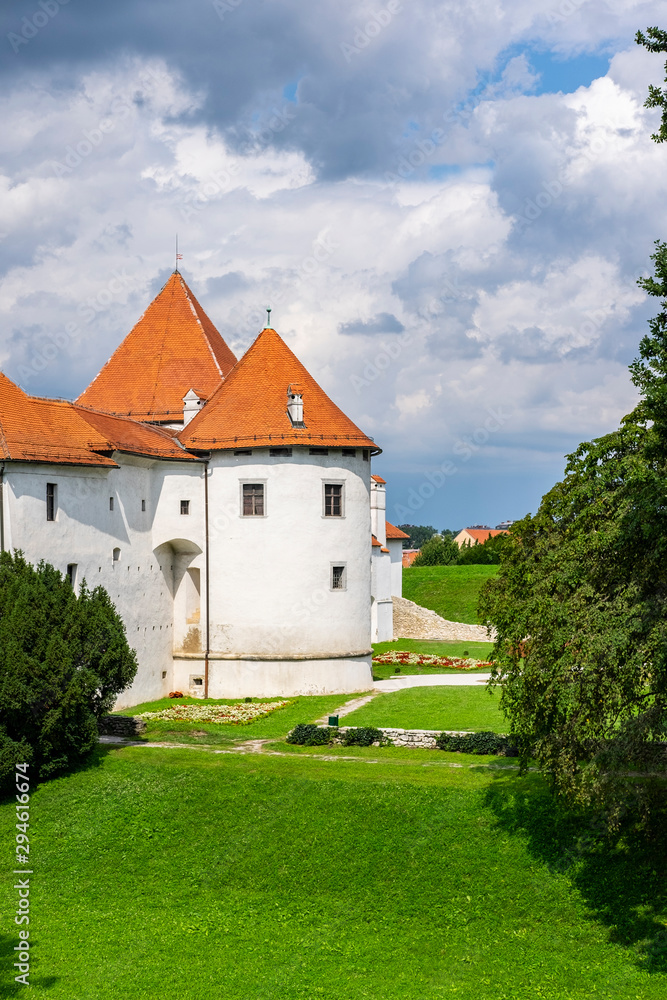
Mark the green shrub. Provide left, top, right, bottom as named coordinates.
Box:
left=413, top=536, right=459, bottom=567
left=286, top=724, right=332, bottom=746
left=436, top=731, right=517, bottom=756
left=0, top=551, right=138, bottom=785
left=341, top=726, right=387, bottom=747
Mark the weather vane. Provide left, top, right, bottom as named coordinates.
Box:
left=175, top=234, right=183, bottom=272
left=266, top=307, right=272, bottom=328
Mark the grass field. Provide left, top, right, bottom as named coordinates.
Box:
left=371, top=639, right=494, bottom=679
left=402, top=564, right=498, bottom=623
left=3, top=745, right=666, bottom=999
left=343, top=685, right=504, bottom=731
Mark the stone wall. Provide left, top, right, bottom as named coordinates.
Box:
left=392, top=595, right=494, bottom=642
left=98, top=715, right=147, bottom=737
left=329, top=725, right=475, bottom=748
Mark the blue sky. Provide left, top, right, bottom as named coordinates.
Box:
left=1, top=0, right=666, bottom=527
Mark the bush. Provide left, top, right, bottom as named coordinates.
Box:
left=286, top=724, right=332, bottom=746
left=457, top=534, right=508, bottom=565
left=413, top=536, right=459, bottom=567
left=340, top=726, right=387, bottom=747
left=0, top=551, right=138, bottom=786
left=435, top=731, right=517, bottom=756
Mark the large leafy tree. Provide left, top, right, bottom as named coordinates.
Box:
left=480, top=32, right=667, bottom=829
left=0, top=552, right=137, bottom=785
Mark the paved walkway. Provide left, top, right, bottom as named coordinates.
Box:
left=374, top=672, right=491, bottom=693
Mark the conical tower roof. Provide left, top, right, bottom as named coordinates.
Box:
left=77, top=272, right=237, bottom=423
left=179, top=326, right=379, bottom=452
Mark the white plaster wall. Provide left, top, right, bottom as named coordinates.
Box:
left=370, top=480, right=386, bottom=545
left=388, top=538, right=403, bottom=597
left=206, top=448, right=372, bottom=659
left=173, top=655, right=373, bottom=698
left=2, top=457, right=200, bottom=708
left=370, top=545, right=393, bottom=643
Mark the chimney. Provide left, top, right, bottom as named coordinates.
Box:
left=286, top=385, right=304, bottom=427
left=183, top=389, right=202, bottom=426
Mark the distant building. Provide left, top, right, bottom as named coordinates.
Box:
left=454, top=527, right=509, bottom=548
left=495, top=521, right=515, bottom=530
left=401, top=549, right=421, bottom=568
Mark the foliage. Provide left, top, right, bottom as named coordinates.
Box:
left=286, top=723, right=332, bottom=745
left=436, top=730, right=517, bottom=756
left=636, top=27, right=667, bottom=143
left=340, top=725, right=386, bottom=747
left=402, top=564, right=499, bottom=623
left=396, top=523, right=438, bottom=549
left=412, top=534, right=459, bottom=566
left=480, top=239, right=667, bottom=831
left=0, top=551, right=137, bottom=783
left=456, top=533, right=509, bottom=565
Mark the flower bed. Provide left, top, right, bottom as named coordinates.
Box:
left=372, top=651, right=493, bottom=670
left=136, top=701, right=291, bottom=725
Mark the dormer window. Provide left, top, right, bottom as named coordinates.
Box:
left=286, top=385, right=305, bottom=427
left=183, top=388, right=203, bottom=426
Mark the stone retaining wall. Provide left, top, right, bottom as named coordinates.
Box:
left=329, top=725, right=475, bottom=749
left=98, top=715, right=147, bottom=737
left=392, top=596, right=494, bottom=642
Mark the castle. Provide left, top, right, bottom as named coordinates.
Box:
left=0, top=272, right=407, bottom=708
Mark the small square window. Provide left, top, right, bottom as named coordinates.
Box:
left=310, top=447, right=328, bottom=456
left=342, top=448, right=356, bottom=457
left=46, top=483, right=57, bottom=521
left=141, top=499, right=146, bottom=512
left=269, top=447, right=292, bottom=457
left=324, top=483, right=343, bottom=517
left=109, top=497, right=114, bottom=511
left=331, top=565, right=346, bottom=590
left=181, top=500, right=190, bottom=515
left=234, top=449, right=252, bottom=456
left=242, top=483, right=264, bottom=516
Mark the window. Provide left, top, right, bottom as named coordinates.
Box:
left=109, top=497, right=114, bottom=511
left=141, top=499, right=146, bottom=512
left=242, top=483, right=264, bottom=516
left=362, top=449, right=369, bottom=461
left=310, top=447, right=328, bottom=456
left=46, top=483, right=57, bottom=521
left=234, top=449, right=252, bottom=456
left=342, top=448, right=356, bottom=457
left=331, top=564, right=346, bottom=590
left=324, top=483, right=343, bottom=517
left=180, top=500, right=190, bottom=515
left=269, top=447, right=292, bottom=457
left=66, top=564, right=77, bottom=588
left=112, top=547, right=121, bottom=563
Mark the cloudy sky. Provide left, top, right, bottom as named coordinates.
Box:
left=1, top=0, right=666, bottom=528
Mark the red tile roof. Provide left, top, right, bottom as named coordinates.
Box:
left=0, top=372, right=197, bottom=467
left=371, top=535, right=382, bottom=548
left=76, top=272, right=236, bottom=422
left=457, top=528, right=509, bottom=545
left=385, top=521, right=409, bottom=540
left=180, top=327, right=379, bottom=453
left=371, top=474, right=386, bottom=484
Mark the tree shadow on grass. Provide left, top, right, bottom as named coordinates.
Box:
left=0, top=743, right=118, bottom=807
left=482, top=771, right=667, bottom=974
left=0, top=932, right=58, bottom=995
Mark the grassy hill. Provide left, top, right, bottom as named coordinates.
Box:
left=402, top=564, right=499, bottom=623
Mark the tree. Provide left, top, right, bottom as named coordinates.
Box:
left=457, top=533, right=508, bottom=565
left=0, top=552, right=137, bottom=786
left=636, top=27, right=667, bottom=142
left=480, top=236, right=667, bottom=831
left=396, top=524, right=438, bottom=549
left=412, top=534, right=459, bottom=566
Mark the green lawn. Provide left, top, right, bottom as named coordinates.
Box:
left=402, top=564, right=498, bottom=623
left=118, top=693, right=365, bottom=745
left=3, top=746, right=666, bottom=999
left=343, top=684, right=505, bottom=731
left=372, top=639, right=494, bottom=678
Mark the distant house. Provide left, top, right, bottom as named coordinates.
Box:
left=454, top=527, right=509, bottom=548
left=401, top=549, right=421, bottom=568
left=385, top=521, right=409, bottom=596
